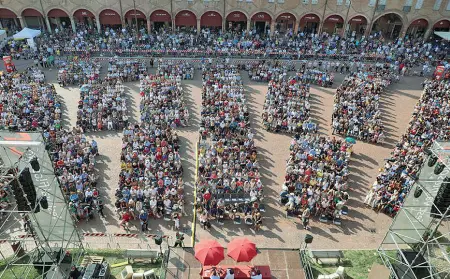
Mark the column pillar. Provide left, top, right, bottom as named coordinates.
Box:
left=399, top=24, right=407, bottom=39
left=197, top=18, right=201, bottom=34
left=147, top=16, right=151, bottom=34
left=70, top=17, right=76, bottom=33
left=172, top=19, right=176, bottom=30
left=222, top=18, right=226, bottom=31
left=294, top=19, right=300, bottom=34
left=270, top=20, right=275, bottom=36
left=96, top=16, right=101, bottom=33
left=45, top=16, right=52, bottom=33
left=318, top=20, right=324, bottom=35
left=126, top=17, right=131, bottom=27
left=423, top=26, right=433, bottom=41
left=55, top=17, right=62, bottom=29
left=246, top=20, right=250, bottom=32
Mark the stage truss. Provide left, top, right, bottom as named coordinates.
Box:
left=0, top=132, right=85, bottom=279
left=378, top=140, right=450, bottom=279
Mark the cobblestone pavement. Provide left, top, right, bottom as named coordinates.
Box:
left=2, top=58, right=425, bottom=251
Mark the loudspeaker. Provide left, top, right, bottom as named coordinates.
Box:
left=414, top=187, right=423, bottom=198
left=430, top=177, right=450, bottom=217
left=434, top=162, right=445, bottom=175
left=428, top=155, right=438, bottom=167
left=30, top=157, right=40, bottom=171
left=40, top=196, right=48, bottom=209
left=154, top=236, right=163, bottom=246
left=304, top=234, right=314, bottom=244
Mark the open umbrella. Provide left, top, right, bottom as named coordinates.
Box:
left=195, top=240, right=224, bottom=266
left=345, top=137, right=357, bottom=144
left=227, top=238, right=257, bottom=262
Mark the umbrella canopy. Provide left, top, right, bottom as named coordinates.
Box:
left=195, top=239, right=224, bottom=266
left=227, top=238, right=257, bottom=262
left=13, top=28, right=41, bottom=40
left=345, top=137, right=356, bottom=144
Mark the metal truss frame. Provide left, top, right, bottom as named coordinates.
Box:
left=378, top=141, right=450, bottom=279
left=0, top=136, right=85, bottom=279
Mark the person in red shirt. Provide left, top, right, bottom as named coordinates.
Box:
left=121, top=210, right=132, bottom=228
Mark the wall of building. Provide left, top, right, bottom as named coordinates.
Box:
left=1, top=0, right=449, bottom=38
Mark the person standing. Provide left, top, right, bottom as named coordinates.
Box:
left=302, top=207, right=311, bottom=230
left=139, top=210, right=148, bottom=232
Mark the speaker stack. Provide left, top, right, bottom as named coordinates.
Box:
left=10, top=167, right=37, bottom=212
left=430, top=177, right=450, bottom=217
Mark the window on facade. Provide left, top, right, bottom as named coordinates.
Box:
left=403, top=6, right=411, bottom=11
left=278, top=0, right=285, bottom=3
left=378, top=0, right=386, bottom=4
left=311, top=0, right=318, bottom=4
left=337, top=0, right=343, bottom=5
left=447, top=0, right=450, bottom=10
left=415, top=0, right=423, bottom=9
left=345, top=0, right=351, bottom=6
left=368, top=0, right=376, bottom=6
left=433, top=0, right=442, bottom=10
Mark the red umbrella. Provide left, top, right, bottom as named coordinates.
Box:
left=195, top=239, right=224, bottom=266
left=227, top=238, right=257, bottom=262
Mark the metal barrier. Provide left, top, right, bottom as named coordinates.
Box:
left=62, top=48, right=390, bottom=62
left=299, top=249, right=315, bottom=279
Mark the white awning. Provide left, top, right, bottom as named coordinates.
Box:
left=434, top=31, right=450, bottom=40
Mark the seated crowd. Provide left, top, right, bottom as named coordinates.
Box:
left=57, top=57, right=101, bottom=87
left=117, top=74, right=185, bottom=231
left=157, top=60, right=195, bottom=80
left=0, top=67, right=61, bottom=131
left=301, top=69, right=334, bottom=88
left=76, top=78, right=127, bottom=131
left=106, top=58, right=147, bottom=82
left=364, top=78, right=450, bottom=216
left=196, top=63, right=264, bottom=230
left=139, top=74, right=189, bottom=127
left=247, top=60, right=293, bottom=82
left=281, top=134, right=352, bottom=226
left=331, top=72, right=390, bottom=143
left=262, top=74, right=315, bottom=133
left=0, top=67, right=100, bottom=223
left=28, top=23, right=447, bottom=65
left=51, top=129, right=100, bottom=222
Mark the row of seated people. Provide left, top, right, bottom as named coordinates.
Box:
left=281, top=133, right=352, bottom=225
left=365, top=78, right=450, bottom=216
left=139, top=74, right=189, bottom=127
left=262, top=73, right=316, bottom=134
left=331, top=71, right=390, bottom=143
left=197, top=63, right=264, bottom=229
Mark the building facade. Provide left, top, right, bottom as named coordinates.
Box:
left=0, top=0, right=449, bottom=39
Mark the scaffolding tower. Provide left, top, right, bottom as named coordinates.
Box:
left=378, top=140, right=450, bottom=279
left=0, top=132, right=85, bottom=279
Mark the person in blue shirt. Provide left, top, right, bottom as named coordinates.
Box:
left=139, top=210, right=148, bottom=231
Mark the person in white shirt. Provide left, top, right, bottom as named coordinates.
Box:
left=224, top=268, right=235, bottom=279
left=251, top=270, right=262, bottom=279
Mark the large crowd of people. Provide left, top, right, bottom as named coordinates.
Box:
left=139, top=74, right=189, bottom=127
left=280, top=134, right=352, bottom=227
left=106, top=58, right=147, bottom=81
left=197, top=63, right=264, bottom=230
left=157, top=60, right=195, bottom=80
left=247, top=60, right=293, bottom=82
left=76, top=78, right=127, bottom=131
left=331, top=72, right=391, bottom=143
left=262, top=74, right=315, bottom=134
left=364, top=78, right=450, bottom=216
left=0, top=67, right=61, bottom=131
left=57, top=57, right=101, bottom=86
left=116, top=74, right=186, bottom=232
left=0, top=67, right=101, bottom=222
